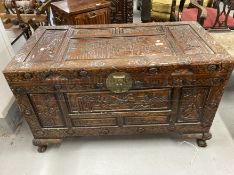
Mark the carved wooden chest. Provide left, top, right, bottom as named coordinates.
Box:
left=4, top=22, right=234, bottom=152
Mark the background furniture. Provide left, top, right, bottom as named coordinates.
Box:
left=108, top=0, right=133, bottom=23
left=4, top=22, right=234, bottom=152
left=181, top=0, right=234, bottom=30
left=0, top=0, right=51, bottom=38
left=140, top=0, right=209, bottom=22
left=51, top=0, right=111, bottom=25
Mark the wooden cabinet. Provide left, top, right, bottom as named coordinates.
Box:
left=51, top=0, right=111, bottom=25
left=4, top=22, right=234, bottom=152
left=73, top=8, right=110, bottom=25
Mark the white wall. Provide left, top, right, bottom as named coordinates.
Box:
left=0, top=19, right=15, bottom=119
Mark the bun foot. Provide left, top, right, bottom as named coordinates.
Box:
left=38, top=145, right=47, bottom=153
left=33, top=138, right=62, bottom=153
left=197, top=139, right=207, bottom=147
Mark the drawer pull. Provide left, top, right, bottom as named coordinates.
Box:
left=137, top=127, right=145, bottom=133
left=88, top=12, right=97, bottom=18
left=106, top=72, right=132, bottom=93
left=79, top=70, right=88, bottom=77
left=149, top=67, right=159, bottom=74
left=54, top=84, right=62, bottom=90
left=100, top=129, right=109, bottom=135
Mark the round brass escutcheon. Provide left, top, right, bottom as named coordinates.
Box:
left=106, top=72, right=133, bottom=93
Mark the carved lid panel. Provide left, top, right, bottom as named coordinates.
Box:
left=4, top=22, right=234, bottom=74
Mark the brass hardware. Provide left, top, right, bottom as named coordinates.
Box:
left=79, top=70, right=88, bottom=77
left=54, top=84, right=62, bottom=90
left=207, top=64, right=219, bottom=71
left=106, top=72, right=132, bottom=93
left=100, top=129, right=109, bottom=135
left=137, top=127, right=145, bottom=133
left=96, top=82, right=104, bottom=89
left=88, top=11, right=97, bottom=18
left=24, top=73, right=32, bottom=79
left=149, top=67, right=159, bottom=74
left=25, top=109, right=31, bottom=116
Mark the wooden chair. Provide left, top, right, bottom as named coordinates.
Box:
left=181, top=0, right=234, bottom=30
left=140, top=0, right=210, bottom=22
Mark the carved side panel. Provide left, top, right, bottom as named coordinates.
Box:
left=29, top=94, right=65, bottom=128
left=65, top=89, right=171, bottom=113
left=178, top=87, right=210, bottom=123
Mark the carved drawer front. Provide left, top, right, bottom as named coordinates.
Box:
left=124, top=111, right=170, bottom=125
left=65, top=89, right=171, bottom=114
left=71, top=117, right=117, bottom=127
left=29, top=94, right=65, bottom=128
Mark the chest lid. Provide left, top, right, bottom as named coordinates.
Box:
left=4, top=22, right=234, bottom=75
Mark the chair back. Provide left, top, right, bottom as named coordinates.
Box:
left=212, top=0, right=234, bottom=29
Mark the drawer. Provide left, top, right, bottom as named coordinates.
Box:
left=65, top=88, right=171, bottom=114
left=73, top=8, right=110, bottom=25
left=124, top=111, right=169, bottom=125
left=71, top=117, right=117, bottom=127
left=69, top=111, right=170, bottom=128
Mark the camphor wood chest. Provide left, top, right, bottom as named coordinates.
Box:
left=4, top=22, right=234, bottom=152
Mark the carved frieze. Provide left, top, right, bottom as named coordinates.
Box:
left=65, top=89, right=171, bottom=113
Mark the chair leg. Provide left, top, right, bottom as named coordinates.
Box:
left=141, top=0, right=152, bottom=22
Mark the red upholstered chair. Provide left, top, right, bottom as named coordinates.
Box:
left=181, top=0, right=234, bottom=30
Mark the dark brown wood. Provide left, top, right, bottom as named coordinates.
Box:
left=4, top=22, right=234, bottom=152
left=51, top=0, right=110, bottom=25
left=51, top=0, right=132, bottom=24
left=109, top=0, right=133, bottom=23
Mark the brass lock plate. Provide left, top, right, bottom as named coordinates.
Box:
left=106, top=72, right=133, bottom=93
